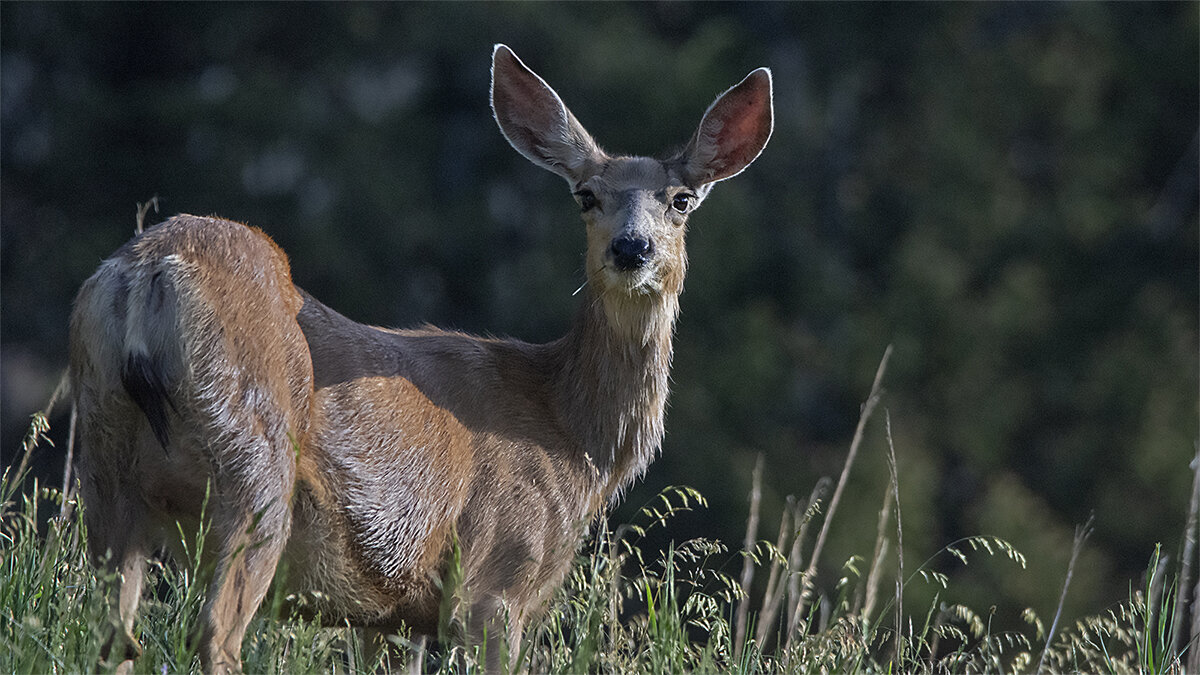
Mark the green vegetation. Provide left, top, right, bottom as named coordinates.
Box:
left=4, top=364, right=1194, bottom=673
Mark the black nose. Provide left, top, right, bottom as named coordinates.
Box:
left=610, top=236, right=653, bottom=271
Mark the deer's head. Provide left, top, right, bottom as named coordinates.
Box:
left=491, top=45, right=773, bottom=342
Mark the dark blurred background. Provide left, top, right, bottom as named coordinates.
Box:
left=2, top=2, right=1196, bottom=632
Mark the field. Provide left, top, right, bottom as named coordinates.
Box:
left=4, top=354, right=1193, bottom=674
left=3, top=7, right=1197, bottom=670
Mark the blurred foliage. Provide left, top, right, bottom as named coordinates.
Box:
left=2, top=1, right=1196, bottom=634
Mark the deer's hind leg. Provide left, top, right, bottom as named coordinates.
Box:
left=150, top=219, right=316, bottom=673
left=187, top=340, right=309, bottom=673
left=76, top=414, right=155, bottom=674
left=97, top=518, right=151, bottom=675
left=194, top=415, right=298, bottom=675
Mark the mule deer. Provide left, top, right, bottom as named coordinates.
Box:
left=69, top=44, right=772, bottom=673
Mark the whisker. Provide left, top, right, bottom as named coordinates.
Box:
left=577, top=265, right=608, bottom=301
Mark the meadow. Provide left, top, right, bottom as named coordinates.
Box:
left=4, top=351, right=1192, bottom=673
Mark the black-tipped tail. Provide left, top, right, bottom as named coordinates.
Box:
left=121, top=352, right=173, bottom=451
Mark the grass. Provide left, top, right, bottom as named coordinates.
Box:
left=3, top=352, right=1196, bottom=673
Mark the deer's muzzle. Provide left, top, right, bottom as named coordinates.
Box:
left=609, top=236, right=653, bottom=271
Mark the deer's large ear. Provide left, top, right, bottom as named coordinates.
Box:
left=680, top=68, right=774, bottom=187
left=491, top=45, right=606, bottom=184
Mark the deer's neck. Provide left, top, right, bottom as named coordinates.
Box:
left=553, top=289, right=678, bottom=499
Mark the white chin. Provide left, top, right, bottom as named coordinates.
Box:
left=604, top=267, right=658, bottom=295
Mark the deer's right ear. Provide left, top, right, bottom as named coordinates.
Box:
left=491, top=45, right=605, bottom=184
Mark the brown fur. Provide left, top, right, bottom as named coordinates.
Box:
left=69, top=45, right=772, bottom=673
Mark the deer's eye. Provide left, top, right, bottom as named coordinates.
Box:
left=672, top=193, right=693, bottom=213
left=575, top=190, right=597, bottom=212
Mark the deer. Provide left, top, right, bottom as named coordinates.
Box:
left=68, top=44, right=773, bottom=673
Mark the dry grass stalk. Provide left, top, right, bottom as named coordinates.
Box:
left=860, top=481, right=893, bottom=623
left=1174, top=442, right=1200, bottom=662
left=1037, top=514, right=1095, bottom=673
left=134, top=196, right=159, bottom=235
left=926, top=602, right=951, bottom=663
left=12, top=370, right=69, bottom=487
left=755, top=495, right=794, bottom=647
left=885, top=411, right=905, bottom=665
left=782, top=479, right=828, bottom=641
left=786, top=344, right=893, bottom=648
left=1192, top=561, right=1200, bottom=675
left=57, top=402, right=79, bottom=524
left=734, top=453, right=765, bottom=661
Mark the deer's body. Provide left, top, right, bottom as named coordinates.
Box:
left=289, top=270, right=665, bottom=630
left=70, top=45, right=772, bottom=673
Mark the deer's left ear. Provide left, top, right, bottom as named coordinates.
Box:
left=679, top=68, right=774, bottom=187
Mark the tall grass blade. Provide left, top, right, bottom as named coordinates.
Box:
left=885, top=410, right=905, bottom=667
left=755, top=494, right=794, bottom=648
left=1175, top=441, right=1200, bottom=662
left=733, top=453, right=764, bottom=661
left=859, top=481, right=892, bottom=624
left=1037, top=514, right=1094, bottom=673
left=787, top=343, right=892, bottom=647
